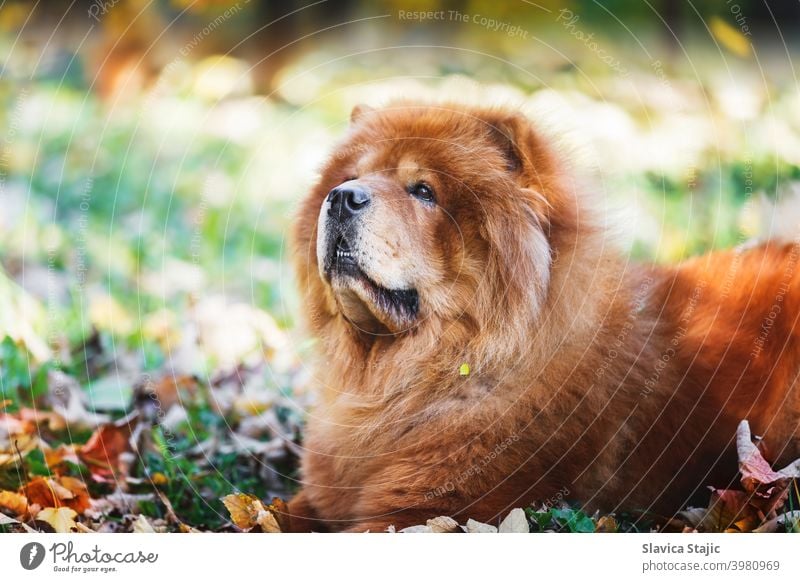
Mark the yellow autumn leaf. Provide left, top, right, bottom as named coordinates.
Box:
left=256, top=508, right=281, bottom=533
left=0, top=490, right=28, bottom=516
left=37, top=507, right=78, bottom=533
left=222, top=493, right=284, bottom=532
left=88, top=294, right=134, bottom=336
left=710, top=16, right=750, bottom=57
left=221, top=493, right=263, bottom=531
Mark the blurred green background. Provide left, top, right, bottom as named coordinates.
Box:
left=2, top=0, right=800, bottom=364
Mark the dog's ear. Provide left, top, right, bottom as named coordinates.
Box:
left=350, top=103, right=375, bottom=124
left=485, top=112, right=531, bottom=173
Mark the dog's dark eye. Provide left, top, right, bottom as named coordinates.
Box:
left=409, top=182, right=435, bottom=204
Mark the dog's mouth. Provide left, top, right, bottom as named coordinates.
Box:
left=325, top=233, right=419, bottom=327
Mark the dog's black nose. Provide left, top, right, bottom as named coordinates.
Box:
left=327, top=184, right=371, bottom=219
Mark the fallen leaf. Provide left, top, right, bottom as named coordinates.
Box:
left=0, top=512, right=37, bottom=532
left=595, top=515, right=618, bottom=533
left=221, top=492, right=284, bottom=532
left=44, top=444, right=80, bottom=468
left=21, top=476, right=91, bottom=514
left=256, top=507, right=281, bottom=533
left=465, top=518, right=497, bottom=533
left=737, top=421, right=784, bottom=488
left=736, top=420, right=797, bottom=519
left=700, top=488, right=760, bottom=532
left=79, top=417, right=136, bottom=481
left=58, top=476, right=91, bottom=514
left=0, top=413, right=34, bottom=436
left=21, top=477, right=62, bottom=508
left=221, top=493, right=262, bottom=531
left=136, top=374, right=197, bottom=413
left=498, top=508, right=529, bottom=533
left=710, top=16, right=751, bottom=57
left=73, top=522, right=96, bottom=533
left=0, top=490, right=28, bottom=516
left=399, top=525, right=433, bottom=533
left=37, top=507, right=78, bottom=533
left=132, top=514, right=156, bottom=533
left=19, top=407, right=67, bottom=431
left=46, top=370, right=110, bottom=429
left=427, top=515, right=459, bottom=533
left=265, top=497, right=289, bottom=532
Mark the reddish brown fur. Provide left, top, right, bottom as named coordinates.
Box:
left=287, top=102, right=800, bottom=532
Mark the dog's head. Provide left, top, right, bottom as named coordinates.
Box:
left=295, top=102, right=568, bottom=345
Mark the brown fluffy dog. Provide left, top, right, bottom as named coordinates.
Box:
left=288, top=102, right=800, bottom=532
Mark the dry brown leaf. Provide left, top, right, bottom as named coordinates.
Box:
left=737, top=421, right=785, bottom=490
left=21, top=476, right=91, bottom=514
left=138, top=374, right=198, bottom=412
left=266, top=497, right=289, bottom=532
left=79, top=418, right=135, bottom=482
left=427, top=515, right=460, bottom=533
left=700, top=488, right=760, bottom=532
left=735, top=420, right=796, bottom=519
left=595, top=515, right=618, bottom=532
left=58, top=476, right=91, bottom=514
left=21, top=477, right=61, bottom=508
left=37, top=507, right=78, bottom=533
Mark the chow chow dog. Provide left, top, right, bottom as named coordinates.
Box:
left=287, top=101, right=800, bottom=532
